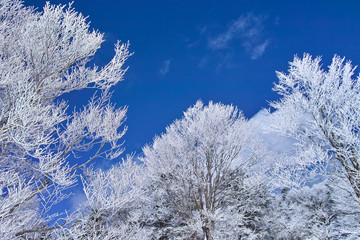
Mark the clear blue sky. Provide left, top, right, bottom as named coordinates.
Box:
left=25, top=0, right=360, bottom=157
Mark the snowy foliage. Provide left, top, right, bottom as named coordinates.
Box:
left=271, top=54, right=360, bottom=198
left=270, top=176, right=360, bottom=239
left=82, top=156, right=146, bottom=212
left=141, top=100, right=268, bottom=240
left=270, top=182, right=334, bottom=239
left=0, top=0, right=130, bottom=238
left=57, top=156, right=150, bottom=239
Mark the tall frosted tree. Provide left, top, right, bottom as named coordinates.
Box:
left=0, top=0, right=131, bottom=238
left=271, top=54, right=360, bottom=199
left=141, top=100, right=268, bottom=240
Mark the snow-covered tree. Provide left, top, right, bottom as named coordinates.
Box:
left=141, top=100, right=267, bottom=240
left=269, top=182, right=334, bottom=239
left=58, top=156, right=150, bottom=239
left=220, top=170, right=273, bottom=239
left=269, top=176, right=360, bottom=239
left=271, top=54, right=360, bottom=199
left=325, top=168, right=360, bottom=239
left=0, top=0, right=131, bottom=238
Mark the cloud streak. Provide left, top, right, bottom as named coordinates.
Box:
left=159, top=59, right=171, bottom=75
left=248, top=39, right=269, bottom=60
left=208, top=13, right=270, bottom=60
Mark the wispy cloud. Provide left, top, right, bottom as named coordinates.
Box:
left=208, top=17, right=248, bottom=50
left=250, top=109, right=296, bottom=155
left=208, top=13, right=271, bottom=60
left=159, top=59, right=171, bottom=75
left=248, top=39, right=269, bottom=60
left=198, top=57, right=208, bottom=68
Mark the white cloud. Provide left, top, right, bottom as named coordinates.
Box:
left=159, top=59, right=171, bottom=75
left=250, top=109, right=297, bottom=158
left=249, top=39, right=270, bottom=60
left=208, top=16, right=247, bottom=50
left=198, top=57, right=208, bottom=68
left=208, top=13, right=271, bottom=60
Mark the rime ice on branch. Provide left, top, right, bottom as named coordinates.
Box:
left=141, top=100, right=268, bottom=240
left=271, top=54, right=360, bottom=198
left=0, top=0, right=131, bottom=238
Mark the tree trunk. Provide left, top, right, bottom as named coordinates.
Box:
left=202, top=226, right=213, bottom=240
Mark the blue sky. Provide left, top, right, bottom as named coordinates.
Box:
left=25, top=0, right=360, bottom=157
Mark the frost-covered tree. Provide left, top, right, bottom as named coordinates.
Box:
left=271, top=54, right=360, bottom=199
left=0, top=0, right=131, bottom=238
left=269, top=176, right=360, bottom=239
left=141, top=100, right=267, bottom=240
left=269, top=182, right=334, bottom=239
left=57, top=156, right=150, bottom=239
left=325, top=168, right=360, bottom=239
